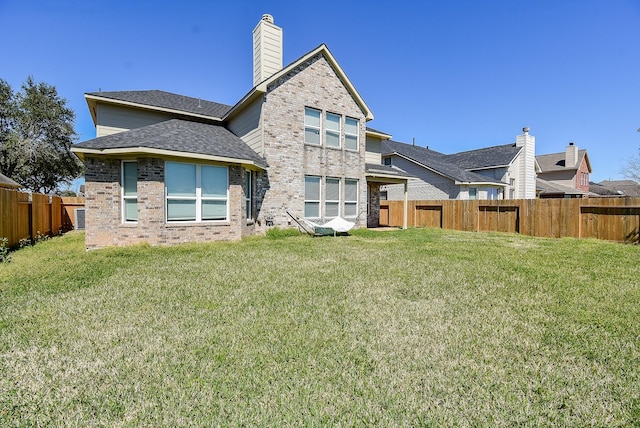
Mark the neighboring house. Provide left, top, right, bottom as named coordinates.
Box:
left=0, top=173, right=21, bottom=189
left=536, top=142, right=591, bottom=198
left=72, top=15, right=410, bottom=249
left=591, top=180, right=640, bottom=197
left=381, top=127, right=537, bottom=200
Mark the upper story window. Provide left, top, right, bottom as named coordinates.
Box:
left=383, top=157, right=392, bottom=166
left=122, top=161, right=138, bottom=223
left=325, top=113, right=341, bottom=148
left=304, top=107, right=321, bottom=145
left=165, top=161, right=228, bottom=222
left=345, top=117, right=359, bottom=151
left=304, top=107, right=359, bottom=151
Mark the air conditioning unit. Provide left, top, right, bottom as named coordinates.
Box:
left=74, top=208, right=86, bottom=230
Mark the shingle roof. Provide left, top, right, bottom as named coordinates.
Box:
left=86, top=90, right=233, bottom=119
left=365, top=163, right=414, bottom=179
left=444, top=143, right=521, bottom=170
left=73, top=119, right=267, bottom=168
left=381, top=140, right=505, bottom=184
left=595, top=180, right=640, bottom=197
left=536, top=149, right=587, bottom=172
left=537, top=178, right=587, bottom=196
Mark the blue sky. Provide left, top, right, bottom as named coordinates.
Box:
left=2, top=0, right=639, bottom=184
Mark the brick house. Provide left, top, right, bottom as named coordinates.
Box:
left=380, top=128, right=537, bottom=200
left=72, top=15, right=409, bottom=249
left=535, top=142, right=592, bottom=198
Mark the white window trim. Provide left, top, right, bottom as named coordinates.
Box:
left=165, top=161, right=229, bottom=223
left=345, top=117, right=359, bottom=151
left=344, top=179, right=358, bottom=218
left=121, top=160, right=137, bottom=223
left=304, top=107, right=322, bottom=146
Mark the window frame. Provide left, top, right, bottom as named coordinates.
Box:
left=344, top=117, right=359, bottom=151
left=304, top=175, right=321, bottom=219
left=304, top=107, right=322, bottom=146
left=165, top=161, right=229, bottom=223
left=325, top=177, right=340, bottom=218
left=325, top=112, right=341, bottom=149
left=121, top=160, right=138, bottom=223
left=245, top=170, right=253, bottom=221
left=468, top=187, right=477, bottom=200
left=344, top=179, right=358, bottom=218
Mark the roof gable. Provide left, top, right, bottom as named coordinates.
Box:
left=73, top=119, right=267, bottom=169
left=536, top=149, right=589, bottom=172
left=227, top=44, right=373, bottom=121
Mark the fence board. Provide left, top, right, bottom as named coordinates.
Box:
left=380, top=197, right=640, bottom=243
left=0, top=189, right=85, bottom=247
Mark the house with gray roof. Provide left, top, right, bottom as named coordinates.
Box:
left=72, top=14, right=411, bottom=249
left=535, top=142, right=591, bottom=198
left=380, top=128, right=537, bottom=200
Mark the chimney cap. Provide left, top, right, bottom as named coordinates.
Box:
left=523, top=127, right=530, bottom=133
left=261, top=14, right=274, bottom=23
left=569, top=142, right=574, bottom=146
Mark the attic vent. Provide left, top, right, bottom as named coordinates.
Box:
left=262, top=14, right=274, bottom=23
left=74, top=208, right=86, bottom=230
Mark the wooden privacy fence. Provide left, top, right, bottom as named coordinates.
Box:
left=380, top=198, right=640, bottom=243
left=0, top=188, right=85, bottom=247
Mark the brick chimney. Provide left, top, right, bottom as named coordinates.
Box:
left=565, top=142, right=578, bottom=168
left=252, top=14, right=283, bottom=87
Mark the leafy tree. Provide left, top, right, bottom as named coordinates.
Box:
left=0, top=77, right=82, bottom=193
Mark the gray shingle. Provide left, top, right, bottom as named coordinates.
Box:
left=444, top=144, right=521, bottom=169
left=536, top=149, right=587, bottom=172
left=86, top=90, right=233, bottom=119
left=381, top=140, right=504, bottom=184
left=74, top=119, right=267, bottom=168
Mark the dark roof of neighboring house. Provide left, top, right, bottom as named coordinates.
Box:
left=0, top=172, right=21, bottom=188
left=86, top=90, right=233, bottom=119
left=595, top=180, right=640, bottom=197
left=365, top=163, right=414, bottom=179
left=588, top=181, right=620, bottom=196
left=381, top=140, right=505, bottom=185
left=536, top=178, right=587, bottom=196
left=536, top=149, right=588, bottom=172
left=445, top=143, right=521, bottom=170
left=73, top=119, right=267, bottom=168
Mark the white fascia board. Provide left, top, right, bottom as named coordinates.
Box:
left=71, top=147, right=267, bottom=170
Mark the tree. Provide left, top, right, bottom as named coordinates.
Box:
left=622, top=148, right=640, bottom=182
left=0, top=77, right=83, bottom=193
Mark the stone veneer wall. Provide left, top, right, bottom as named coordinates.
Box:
left=84, top=156, right=253, bottom=249
left=257, top=53, right=368, bottom=228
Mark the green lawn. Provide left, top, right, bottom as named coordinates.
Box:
left=1, top=229, right=639, bottom=426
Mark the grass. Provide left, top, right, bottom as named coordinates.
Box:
left=1, top=229, right=639, bottom=426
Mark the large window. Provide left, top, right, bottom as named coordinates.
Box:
left=345, top=117, right=359, bottom=151
left=325, top=113, right=341, bottom=148
left=304, top=107, right=321, bottom=145
left=325, top=178, right=340, bottom=217
left=305, top=176, right=321, bottom=218
left=344, top=179, right=358, bottom=217
left=166, top=162, right=228, bottom=222
left=122, top=161, right=138, bottom=222
left=469, top=187, right=477, bottom=200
